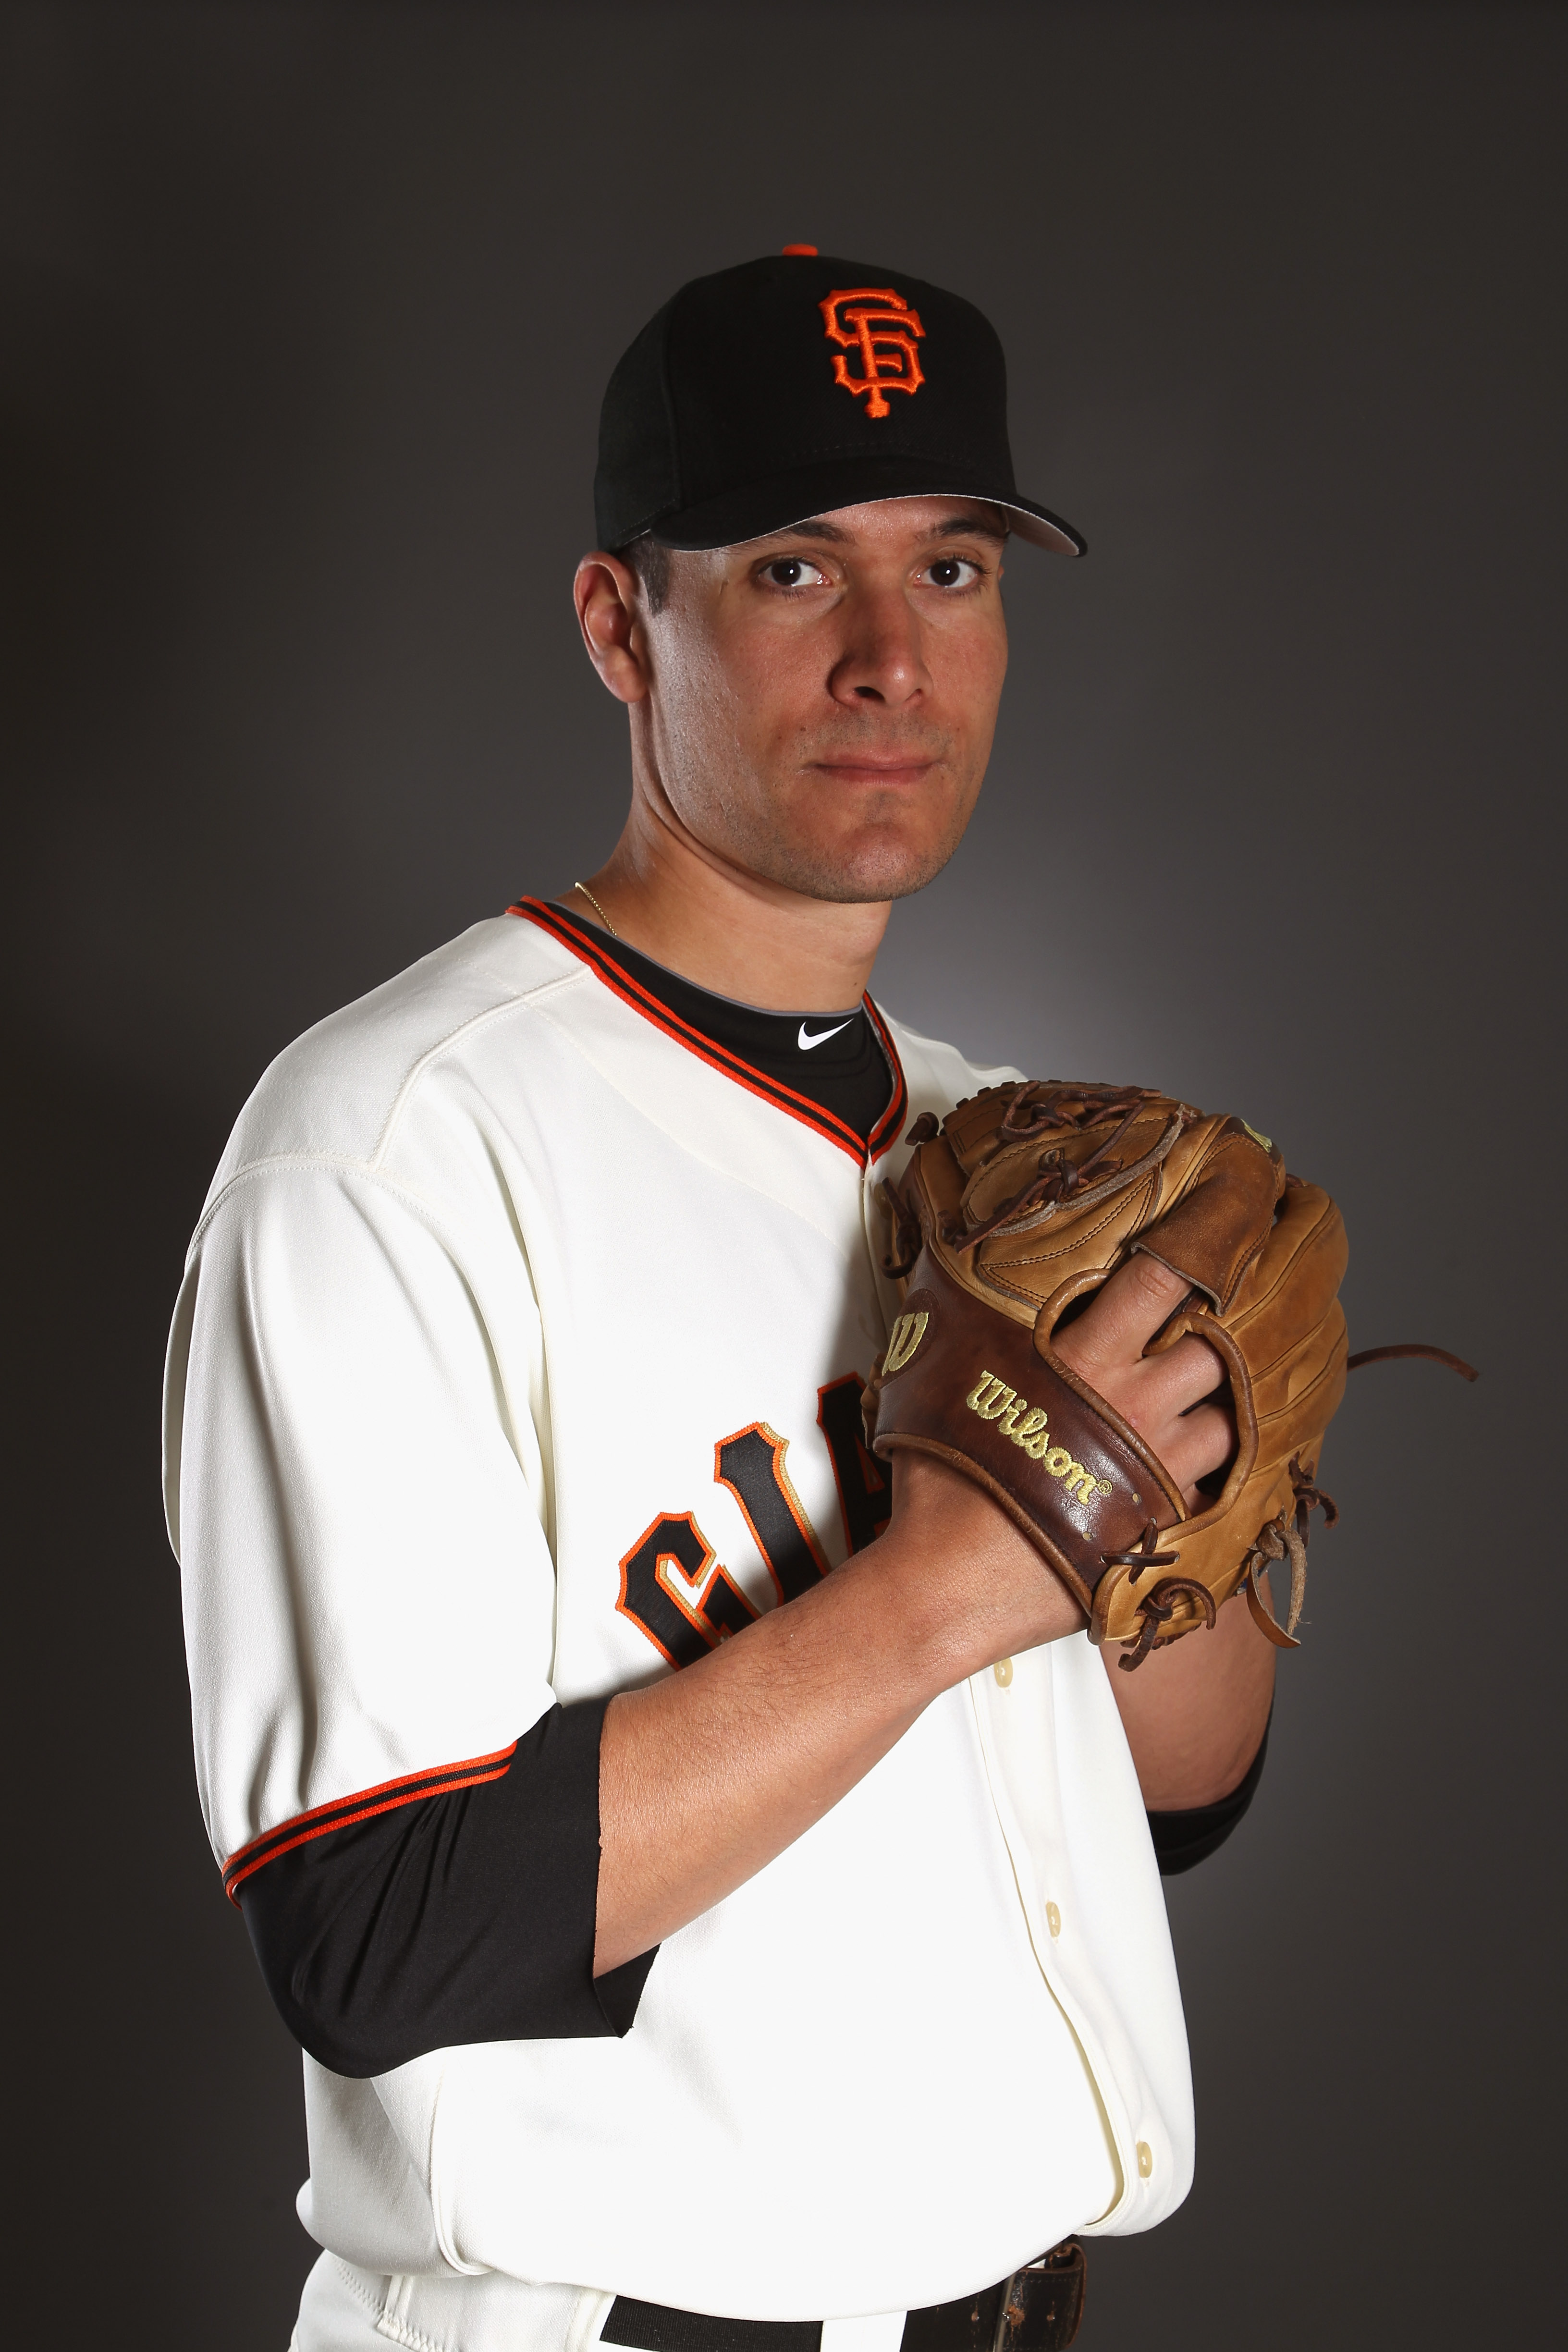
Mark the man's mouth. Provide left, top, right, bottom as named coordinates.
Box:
left=809, top=755, right=939, bottom=785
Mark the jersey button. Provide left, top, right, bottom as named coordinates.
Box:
left=1136, top=2142, right=1154, bottom=2179
left=993, top=1657, right=1014, bottom=1687
left=1045, top=1900, right=1062, bottom=1938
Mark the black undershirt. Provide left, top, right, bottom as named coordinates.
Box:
left=238, top=913, right=1266, bottom=2077
left=549, top=898, right=898, bottom=1145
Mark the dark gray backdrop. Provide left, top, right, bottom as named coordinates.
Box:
left=3, top=5, right=1561, bottom=2347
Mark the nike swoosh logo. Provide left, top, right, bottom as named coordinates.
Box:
left=798, top=1019, right=853, bottom=1051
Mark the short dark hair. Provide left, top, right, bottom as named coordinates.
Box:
left=614, top=534, right=672, bottom=617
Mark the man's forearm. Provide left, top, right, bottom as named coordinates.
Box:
left=1105, top=1581, right=1276, bottom=1811
left=595, top=1448, right=1277, bottom=1972
left=594, top=1456, right=1084, bottom=1975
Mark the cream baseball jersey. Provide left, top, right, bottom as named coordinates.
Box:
left=162, top=902, right=1195, bottom=2343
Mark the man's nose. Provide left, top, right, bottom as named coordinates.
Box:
left=826, top=586, right=930, bottom=709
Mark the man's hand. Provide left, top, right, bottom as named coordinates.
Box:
left=1054, top=1253, right=1276, bottom=1810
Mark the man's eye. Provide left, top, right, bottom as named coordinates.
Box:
left=924, top=557, right=982, bottom=589
left=760, top=556, right=829, bottom=589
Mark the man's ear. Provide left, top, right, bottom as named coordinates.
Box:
left=575, top=552, right=651, bottom=706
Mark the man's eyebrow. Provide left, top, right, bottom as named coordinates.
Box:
left=758, top=518, right=852, bottom=544
left=931, top=512, right=1011, bottom=544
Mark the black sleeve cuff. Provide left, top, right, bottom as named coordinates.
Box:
left=1146, top=1710, right=1272, bottom=1878
left=239, top=1697, right=659, bottom=2076
left=594, top=1947, right=660, bottom=2034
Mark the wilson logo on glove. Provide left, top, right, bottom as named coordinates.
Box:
left=965, top=1372, right=1112, bottom=1500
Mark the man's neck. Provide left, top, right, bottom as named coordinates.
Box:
left=563, top=790, right=891, bottom=1015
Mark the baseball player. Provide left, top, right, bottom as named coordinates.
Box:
left=164, top=251, right=1279, bottom=2352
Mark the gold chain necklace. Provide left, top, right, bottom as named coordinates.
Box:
left=571, top=880, right=619, bottom=940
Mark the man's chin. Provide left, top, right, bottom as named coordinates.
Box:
left=743, top=827, right=968, bottom=906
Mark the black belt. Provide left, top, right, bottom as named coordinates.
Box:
left=601, top=2242, right=1087, bottom=2352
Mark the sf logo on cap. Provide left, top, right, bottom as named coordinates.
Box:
left=819, top=286, right=925, bottom=418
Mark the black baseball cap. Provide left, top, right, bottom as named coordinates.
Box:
left=594, top=248, right=1084, bottom=559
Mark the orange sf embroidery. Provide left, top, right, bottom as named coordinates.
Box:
left=819, top=286, right=925, bottom=418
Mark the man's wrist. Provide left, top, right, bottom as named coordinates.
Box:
left=855, top=1459, right=1087, bottom=1697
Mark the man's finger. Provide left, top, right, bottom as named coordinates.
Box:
left=1157, top=1400, right=1235, bottom=1496
left=1054, top=1252, right=1191, bottom=1375
left=1120, top=1332, right=1225, bottom=1426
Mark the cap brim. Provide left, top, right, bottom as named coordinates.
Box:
left=645, top=455, right=1084, bottom=557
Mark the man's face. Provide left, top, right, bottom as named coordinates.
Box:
left=637, top=498, right=1009, bottom=904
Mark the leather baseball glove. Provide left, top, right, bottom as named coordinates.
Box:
left=863, top=1081, right=1351, bottom=1668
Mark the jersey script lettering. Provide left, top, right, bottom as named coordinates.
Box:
left=615, top=1378, right=890, bottom=1667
